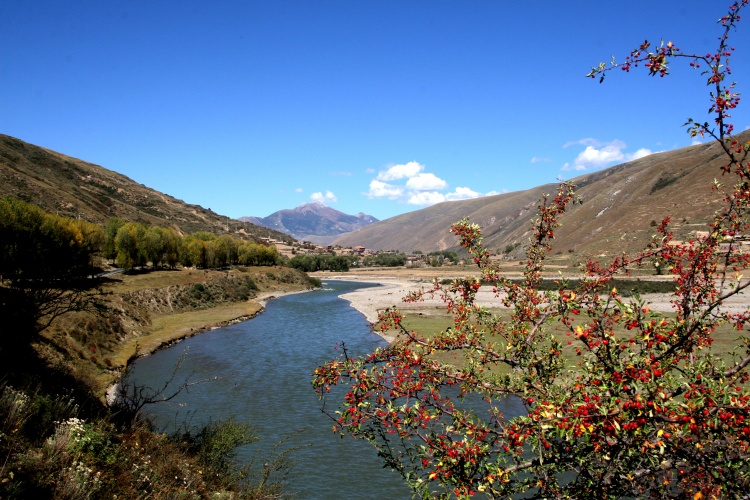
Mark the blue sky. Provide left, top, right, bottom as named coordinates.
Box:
left=2, top=1, right=748, bottom=221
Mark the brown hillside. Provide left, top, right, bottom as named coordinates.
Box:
left=334, top=131, right=748, bottom=260
left=0, top=134, right=293, bottom=241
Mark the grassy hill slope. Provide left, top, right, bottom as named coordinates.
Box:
left=334, top=131, right=748, bottom=259
left=0, top=134, right=292, bottom=242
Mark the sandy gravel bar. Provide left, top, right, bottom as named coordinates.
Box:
left=316, top=275, right=500, bottom=325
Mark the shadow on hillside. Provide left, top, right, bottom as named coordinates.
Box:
left=0, top=286, right=104, bottom=419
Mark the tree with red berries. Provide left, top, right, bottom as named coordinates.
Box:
left=314, top=2, right=750, bottom=498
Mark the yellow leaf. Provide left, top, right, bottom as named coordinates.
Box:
left=694, top=493, right=703, bottom=500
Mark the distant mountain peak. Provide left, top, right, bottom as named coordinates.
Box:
left=298, top=201, right=326, bottom=208
left=239, top=204, right=379, bottom=244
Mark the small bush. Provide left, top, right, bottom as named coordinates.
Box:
left=185, top=418, right=257, bottom=482
left=504, top=242, right=520, bottom=254
left=55, top=417, right=118, bottom=466
left=307, top=276, right=323, bottom=288
left=244, top=277, right=258, bottom=291
left=650, top=173, right=679, bottom=194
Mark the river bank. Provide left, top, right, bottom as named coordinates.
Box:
left=116, top=288, right=311, bottom=362
left=77, top=266, right=314, bottom=399
left=103, top=286, right=315, bottom=401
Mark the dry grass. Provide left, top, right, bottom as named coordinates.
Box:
left=102, top=268, right=222, bottom=294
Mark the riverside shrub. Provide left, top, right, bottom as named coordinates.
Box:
left=314, top=2, right=750, bottom=498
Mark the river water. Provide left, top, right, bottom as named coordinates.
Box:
left=126, top=280, right=413, bottom=498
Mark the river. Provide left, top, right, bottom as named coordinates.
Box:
left=126, top=280, right=413, bottom=498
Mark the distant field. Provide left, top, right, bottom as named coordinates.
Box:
left=379, top=306, right=748, bottom=377
left=336, top=260, right=675, bottom=281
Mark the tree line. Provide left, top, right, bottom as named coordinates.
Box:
left=104, top=217, right=280, bottom=270
left=287, top=254, right=352, bottom=272
left=425, top=250, right=459, bottom=267
left=287, top=252, right=409, bottom=272
left=1, top=199, right=281, bottom=282
left=1, top=197, right=284, bottom=339
left=1, top=197, right=103, bottom=285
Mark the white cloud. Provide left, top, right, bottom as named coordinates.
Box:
left=407, top=187, right=492, bottom=206
left=310, top=190, right=337, bottom=204
left=366, top=180, right=404, bottom=199
left=365, top=160, right=499, bottom=208
left=405, top=172, right=448, bottom=191
left=377, top=161, right=424, bottom=181
left=575, top=141, right=626, bottom=169
left=484, top=189, right=508, bottom=197
left=629, top=148, right=653, bottom=161
left=295, top=187, right=303, bottom=193
left=446, top=187, right=481, bottom=200
left=408, top=191, right=446, bottom=205
left=562, top=139, right=653, bottom=171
